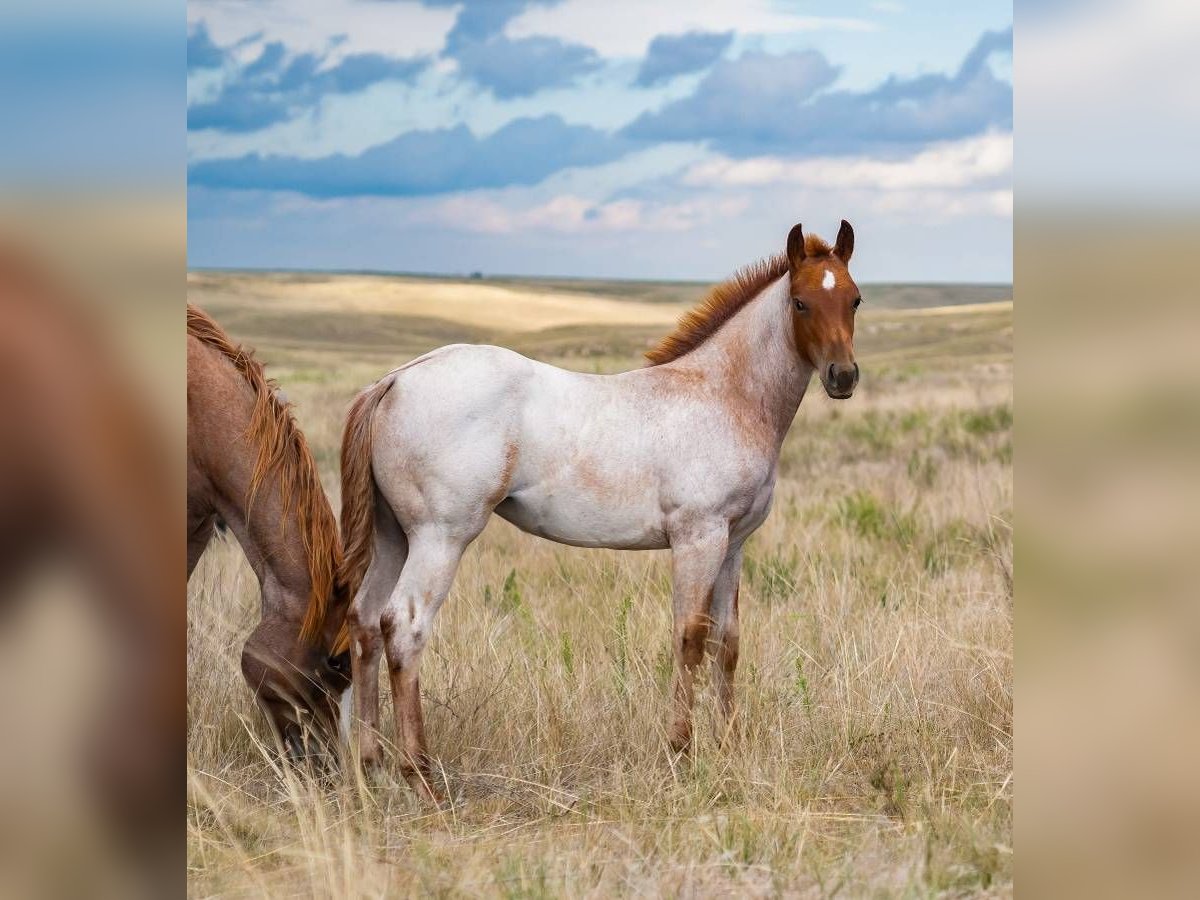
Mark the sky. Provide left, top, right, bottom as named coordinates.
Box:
left=187, top=1, right=1012, bottom=282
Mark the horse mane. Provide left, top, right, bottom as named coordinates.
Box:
left=644, top=233, right=833, bottom=366
left=186, top=305, right=343, bottom=649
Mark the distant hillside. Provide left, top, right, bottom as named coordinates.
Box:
left=190, top=268, right=1010, bottom=311
left=852, top=283, right=1011, bottom=309
left=475, top=276, right=1010, bottom=310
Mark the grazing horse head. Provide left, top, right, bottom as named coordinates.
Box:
left=785, top=220, right=861, bottom=399
left=239, top=610, right=350, bottom=760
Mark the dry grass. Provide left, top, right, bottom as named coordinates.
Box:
left=187, top=273, right=1012, bottom=897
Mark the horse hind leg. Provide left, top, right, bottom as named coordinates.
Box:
left=347, top=502, right=407, bottom=770
left=379, top=530, right=469, bottom=804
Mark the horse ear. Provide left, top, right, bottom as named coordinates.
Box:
left=834, top=219, right=854, bottom=264
left=787, top=223, right=806, bottom=264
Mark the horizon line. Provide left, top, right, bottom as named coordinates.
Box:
left=185, top=264, right=1012, bottom=288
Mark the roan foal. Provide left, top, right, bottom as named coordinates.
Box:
left=339, top=222, right=861, bottom=799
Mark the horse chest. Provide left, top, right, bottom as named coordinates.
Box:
left=730, top=478, right=777, bottom=542
left=658, top=458, right=777, bottom=545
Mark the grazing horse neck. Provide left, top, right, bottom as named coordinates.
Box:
left=657, top=273, right=812, bottom=452
left=189, top=342, right=322, bottom=636
left=205, top=432, right=313, bottom=626
left=218, top=470, right=309, bottom=606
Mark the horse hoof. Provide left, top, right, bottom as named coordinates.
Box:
left=405, top=772, right=448, bottom=808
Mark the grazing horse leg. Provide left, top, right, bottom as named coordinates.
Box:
left=667, top=522, right=730, bottom=754
left=379, top=530, right=468, bottom=804
left=348, top=511, right=407, bottom=770
left=710, top=546, right=743, bottom=746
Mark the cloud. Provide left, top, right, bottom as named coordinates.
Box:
left=188, top=114, right=633, bottom=196
left=418, top=0, right=600, bottom=97
left=871, top=188, right=1012, bottom=220
left=418, top=192, right=751, bottom=235
left=683, top=132, right=1012, bottom=191
left=424, top=0, right=538, bottom=47
left=243, top=41, right=286, bottom=79
left=506, top=0, right=873, bottom=58
left=958, top=26, right=1013, bottom=79
left=635, top=30, right=733, bottom=87
left=187, top=28, right=427, bottom=133
left=188, top=87, right=291, bottom=134
left=188, top=0, right=454, bottom=60
left=187, top=23, right=227, bottom=72
left=452, top=35, right=601, bottom=98
left=624, top=50, right=840, bottom=146
left=681, top=132, right=1013, bottom=223
left=624, top=27, right=1012, bottom=157
left=676, top=132, right=1013, bottom=223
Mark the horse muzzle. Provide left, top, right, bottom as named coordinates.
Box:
left=822, top=361, right=859, bottom=399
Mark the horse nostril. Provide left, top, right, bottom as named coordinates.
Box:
left=827, top=363, right=836, bottom=384
left=832, top=364, right=856, bottom=393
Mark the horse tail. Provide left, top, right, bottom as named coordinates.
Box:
left=331, top=373, right=396, bottom=654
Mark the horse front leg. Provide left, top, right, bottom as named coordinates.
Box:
left=710, top=546, right=743, bottom=746
left=667, top=522, right=730, bottom=754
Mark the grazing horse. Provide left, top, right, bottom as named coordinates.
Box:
left=187, top=306, right=350, bottom=755
left=339, top=222, right=861, bottom=798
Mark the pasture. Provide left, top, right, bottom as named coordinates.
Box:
left=187, top=271, right=1012, bottom=897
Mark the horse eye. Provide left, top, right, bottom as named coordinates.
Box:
left=853, top=297, right=863, bottom=310
left=792, top=298, right=806, bottom=312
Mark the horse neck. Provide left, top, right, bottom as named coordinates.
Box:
left=218, top=469, right=312, bottom=628
left=192, top=366, right=316, bottom=637
left=669, top=275, right=813, bottom=448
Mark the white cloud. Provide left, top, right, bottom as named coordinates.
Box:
left=872, top=188, right=1012, bottom=219
left=683, top=132, right=1012, bottom=192
left=506, top=0, right=875, bottom=58
left=676, top=133, right=1012, bottom=222
left=188, top=0, right=455, bottom=61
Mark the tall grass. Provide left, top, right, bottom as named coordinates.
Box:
left=187, top=287, right=1012, bottom=897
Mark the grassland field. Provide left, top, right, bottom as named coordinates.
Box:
left=187, top=270, right=1012, bottom=898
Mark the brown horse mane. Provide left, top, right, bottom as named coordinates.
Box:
left=187, top=305, right=343, bottom=649
left=644, top=233, right=832, bottom=366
